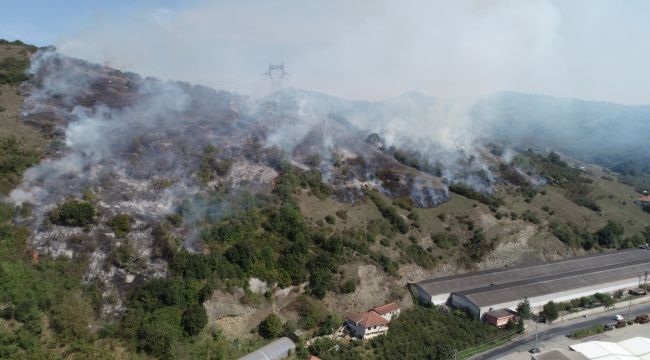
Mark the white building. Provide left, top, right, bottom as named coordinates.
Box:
left=372, top=302, right=401, bottom=321
left=411, top=249, right=650, bottom=318
left=346, top=310, right=389, bottom=339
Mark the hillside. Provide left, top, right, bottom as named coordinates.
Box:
left=0, top=42, right=649, bottom=359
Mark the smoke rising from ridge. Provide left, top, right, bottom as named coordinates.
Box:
left=50, top=0, right=650, bottom=103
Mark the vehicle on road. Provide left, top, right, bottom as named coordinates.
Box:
left=604, top=324, right=614, bottom=331
left=615, top=320, right=627, bottom=328
left=634, top=314, right=649, bottom=324
left=529, top=347, right=541, bottom=354
left=614, top=314, right=624, bottom=321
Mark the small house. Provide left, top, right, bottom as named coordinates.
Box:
left=484, top=309, right=517, bottom=328
left=345, top=311, right=389, bottom=339
left=634, top=195, right=650, bottom=207
left=372, top=302, right=401, bottom=321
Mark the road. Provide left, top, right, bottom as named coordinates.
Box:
left=471, top=301, right=650, bottom=360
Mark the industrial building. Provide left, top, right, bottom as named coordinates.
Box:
left=570, top=337, right=650, bottom=360
left=411, top=249, right=650, bottom=318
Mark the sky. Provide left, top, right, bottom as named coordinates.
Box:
left=1, top=0, right=650, bottom=103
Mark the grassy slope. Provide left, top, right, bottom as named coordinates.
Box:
left=0, top=42, right=48, bottom=194
left=298, top=165, right=650, bottom=273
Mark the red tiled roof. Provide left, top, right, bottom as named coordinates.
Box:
left=346, top=311, right=389, bottom=327
left=373, top=302, right=400, bottom=315
left=637, top=195, right=650, bottom=203
left=309, top=356, right=321, bottom=360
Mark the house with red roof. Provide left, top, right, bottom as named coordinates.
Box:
left=345, top=302, right=401, bottom=339
left=372, top=302, right=401, bottom=321
left=635, top=195, right=650, bottom=207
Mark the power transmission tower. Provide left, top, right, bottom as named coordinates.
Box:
left=264, top=62, right=288, bottom=93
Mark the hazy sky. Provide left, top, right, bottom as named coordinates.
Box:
left=2, top=0, right=649, bottom=103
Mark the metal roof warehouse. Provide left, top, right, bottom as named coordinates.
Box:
left=411, top=249, right=650, bottom=318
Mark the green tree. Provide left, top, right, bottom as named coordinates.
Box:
left=50, top=291, right=96, bottom=341
left=543, top=301, right=560, bottom=323
left=595, top=221, right=625, bottom=248
left=182, top=304, right=208, bottom=336
left=49, top=200, right=96, bottom=226
left=258, top=314, right=283, bottom=339
left=516, top=297, right=532, bottom=319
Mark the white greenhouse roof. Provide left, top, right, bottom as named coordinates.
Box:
left=570, top=337, right=650, bottom=360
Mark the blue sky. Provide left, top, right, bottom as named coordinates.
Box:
left=1, top=1, right=650, bottom=103
left=0, top=0, right=195, bottom=46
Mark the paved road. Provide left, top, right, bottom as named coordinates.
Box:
left=471, top=302, right=650, bottom=360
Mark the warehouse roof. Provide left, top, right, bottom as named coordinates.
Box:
left=570, top=337, right=650, bottom=360
left=456, top=258, right=650, bottom=308
left=415, top=249, right=650, bottom=299
left=532, top=349, right=589, bottom=360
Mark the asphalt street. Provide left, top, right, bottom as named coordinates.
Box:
left=471, top=301, right=650, bottom=360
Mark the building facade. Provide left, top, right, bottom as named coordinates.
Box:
left=411, top=249, right=650, bottom=319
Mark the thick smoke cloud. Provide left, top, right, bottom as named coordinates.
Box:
left=52, top=0, right=642, bottom=102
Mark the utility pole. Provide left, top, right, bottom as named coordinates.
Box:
left=628, top=297, right=632, bottom=321
left=535, top=322, right=539, bottom=350
left=264, top=63, right=288, bottom=93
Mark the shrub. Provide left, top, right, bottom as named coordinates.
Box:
left=542, top=301, right=559, bottom=322
left=432, top=232, right=458, bottom=249
left=449, top=183, right=504, bottom=208
left=49, top=200, right=96, bottom=227
left=257, top=314, right=282, bottom=339
left=521, top=210, right=540, bottom=224
left=569, top=324, right=605, bottom=339
left=108, top=213, right=132, bottom=238
left=325, top=215, right=336, bottom=224
left=181, top=304, right=208, bottom=336
left=340, top=279, right=357, bottom=294
left=335, top=209, right=347, bottom=220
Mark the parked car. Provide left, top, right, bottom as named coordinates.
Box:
left=529, top=347, right=541, bottom=354
left=615, top=320, right=627, bottom=328
left=604, top=324, right=614, bottom=331
left=614, top=314, right=624, bottom=321
left=635, top=314, right=649, bottom=324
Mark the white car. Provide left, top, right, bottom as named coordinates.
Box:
left=614, top=314, right=624, bottom=321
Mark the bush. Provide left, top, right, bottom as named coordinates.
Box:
left=542, top=301, right=560, bottom=322
left=432, top=232, right=458, bottom=249
left=50, top=291, right=95, bottom=341
left=324, top=215, right=336, bottom=224
left=259, top=314, right=283, bottom=339
left=569, top=324, right=605, bottom=339
left=49, top=200, right=96, bottom=227
left=448, top=183, right=504, bottom=208
left=365, top=190, right=409, bottom=234
left=181, top=304, right=208, bottom=336
left=108, top=213, right=132, bottom=237
left=521, top=210, right=540, bottom=224
left=340, top=279, right=358, bottom=294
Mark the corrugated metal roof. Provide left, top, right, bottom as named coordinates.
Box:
left=239, top=337, right=296, bottom=360
left=415, top=249, right=650, bottom=299
left=570, top=337, right=650, bottom=360
left=460, top=261, right=650, bottom=307
left=533, top=349, right=589, bottom=360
